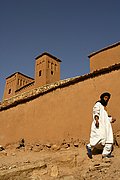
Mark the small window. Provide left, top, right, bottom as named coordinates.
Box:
left=48, top=61, right=50, bottom=68
left=51, top=63, right=54, bottom=70
left=8, top=89, right=11, bottom=94
left=39, top=70, right=42, bottom=76
left=20, top=79, right=22, bottom=86
left=51, top=70, right=54, bottom=75
left=55, top=64, right=57, bottom=71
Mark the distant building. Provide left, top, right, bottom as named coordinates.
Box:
left=3, top=52, right=61, bottom=100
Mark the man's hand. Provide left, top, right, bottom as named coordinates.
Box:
left=95, top=115, right=99, bottom=128
left=111, top=118, right=116, bottom=123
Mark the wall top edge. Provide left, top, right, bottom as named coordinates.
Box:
left=88, top=41, right=120, bottom=58
left=35, top=52, right=62, bottom=62
left=6, top=72, right=34, bottom=80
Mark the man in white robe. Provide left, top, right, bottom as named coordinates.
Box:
left=86, top=92, right=116, bottom=159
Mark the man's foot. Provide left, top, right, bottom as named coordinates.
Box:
left=102, top=154, right=114, bottom=159
left=86, top=145, right=92, bottom=159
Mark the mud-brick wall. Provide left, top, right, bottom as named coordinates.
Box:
left=0, top=69, right=120, bottom=145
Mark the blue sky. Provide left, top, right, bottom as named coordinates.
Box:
left=0, top=0, right=120, bottom=101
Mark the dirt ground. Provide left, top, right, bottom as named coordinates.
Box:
left=0, top=140, right=120, bottom=180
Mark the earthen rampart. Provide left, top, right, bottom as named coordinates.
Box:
left=0, top=63, right=120, bottom=145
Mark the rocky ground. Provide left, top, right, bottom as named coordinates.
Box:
left=0, top=139, right=120, bottom=180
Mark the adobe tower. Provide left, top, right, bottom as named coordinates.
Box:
left=35, top=52, right=61, bottom=87
left=3, top=52, right=61, bottom=100
left=3, top=72, right=34, bottom=100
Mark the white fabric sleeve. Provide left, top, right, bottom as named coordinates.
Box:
left=108, top=116, right=112, bottom=122
left=93, top=102, right=100, bottom=119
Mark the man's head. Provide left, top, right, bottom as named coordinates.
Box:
left=100, top=92, right=111, bottom=106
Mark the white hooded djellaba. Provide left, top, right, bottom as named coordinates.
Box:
left=90, top=101, right=113, bottom=147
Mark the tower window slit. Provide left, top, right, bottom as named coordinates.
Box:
left=39, top=70, right=42, bottom=76
left=51, top=70, right=54, bottom=75
left=8, top=89, right=11, bottom=94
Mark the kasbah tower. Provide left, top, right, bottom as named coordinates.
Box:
left=3, top=52, right=61, bottom=100
left=0, top=42, right=120, bottom=145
